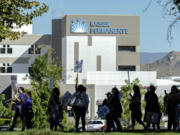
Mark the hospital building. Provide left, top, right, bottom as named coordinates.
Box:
left=0, top=15, right=157, bottom=118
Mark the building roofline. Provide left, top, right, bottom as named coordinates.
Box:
left=53, top=14, right=140, bottom=20
left=0, top=34, right=52, bottom=45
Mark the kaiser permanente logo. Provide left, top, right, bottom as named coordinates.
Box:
left=71, top=17, right=88, bottom=33
left=71, top=17, right=128, bottom=34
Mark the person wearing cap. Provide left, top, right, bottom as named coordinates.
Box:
left=9, top=87, right=25, bottom=131
left=22, top=92, right=33, bottom=131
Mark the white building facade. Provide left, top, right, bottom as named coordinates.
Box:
left=62, top=36, right=117, bottom=84
left=0, top=34, right=51, bottom=74
left=52, top=15, right=140, bottom=84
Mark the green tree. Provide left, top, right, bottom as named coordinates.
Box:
left=120, top=78, right=146, bottom=129
left=28, top=48, right=62, bottom=128
left=0, top=94, right=13, bottom=125
left=0, top=0, right=48, bottom=41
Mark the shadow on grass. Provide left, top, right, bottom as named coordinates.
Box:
left=0, top=129, right=180, bottom=135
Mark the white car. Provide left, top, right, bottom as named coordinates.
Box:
left=87, top=120, right=106, bottom=131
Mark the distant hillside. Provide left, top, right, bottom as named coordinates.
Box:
left=141, top=51, right=180, bottom=78
left=140, top=52, right=167, bottom=64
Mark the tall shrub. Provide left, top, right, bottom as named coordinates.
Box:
left=29, top=48, right=62, bottom=128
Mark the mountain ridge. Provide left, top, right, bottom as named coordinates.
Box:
left=140, top=51, right=180, bottom=78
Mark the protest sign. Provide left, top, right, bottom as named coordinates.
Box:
left=97, top=105, right=110, bottom=119
left=49, top=76, right=53, bottom=89
left=11, top=75, right=17, bottom=96
left=119, top=91, right=123, bottom=101
left=74, top=60, right=83, bottom=73
left=61, top=91, right=73, bottom=107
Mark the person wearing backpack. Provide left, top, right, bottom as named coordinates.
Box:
left=73, top=85, right=89, bottom=132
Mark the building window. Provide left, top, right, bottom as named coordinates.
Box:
left=28, top=67, right=33, bottom=73
left=118, top=46, right=136, bottom=52
left=29, top=45, right=34, bottom=54
left=7, top=48, right=12, bottom=54
left=0, top=67, right=5, bottom=73
left=29, top=48, right=34, bottom=54
left=97, top=56, right=101, bottom=71
left=35, top=48, right=41, bottom=54
left=0, top=48, right=6, bottom=54
left=7, top=67, right=12, bottom=73
left=7, top=45, right=12, bottom=54
left=118, top=65, right=136, bottom=71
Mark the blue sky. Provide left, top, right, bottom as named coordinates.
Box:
left=33, top=0, right=180, bottom=52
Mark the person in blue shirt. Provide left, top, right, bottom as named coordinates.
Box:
left=22, top=92, right=33, bottom=131
left=9, top=87, right=25, bottom=131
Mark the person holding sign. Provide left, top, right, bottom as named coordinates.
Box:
left=72, top=84, right=89, bottom=131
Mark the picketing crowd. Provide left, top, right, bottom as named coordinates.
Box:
left=6, top=83, right=180, bottom=132
left=101, top=85, right=180, bottom=131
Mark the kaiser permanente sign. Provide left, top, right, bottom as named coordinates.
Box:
left=90, top=21, right=128, bottom=34
left=71, top=17, right=128, bottom=34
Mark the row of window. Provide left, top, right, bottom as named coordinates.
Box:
left=0, top=66, right=135, bottom=73
left=118, top=66, right=136, bottom=71
left=118, top=46, right=136, bottom=52
left=28, top=45, right=41, bottom=54
left=0, top=67, right=33, bottom=73
left=0, top=63, right=12, bottom=73
left=0, top=44, right=41, bottom=54
left=0, top=44, right=13, bottom=54
left=0, top=67, right=12, bottom=73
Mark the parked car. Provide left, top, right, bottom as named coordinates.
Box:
left=87, top=119, right=106, bottom=131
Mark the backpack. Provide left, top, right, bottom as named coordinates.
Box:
left=74, top=92, right=84, bottom=106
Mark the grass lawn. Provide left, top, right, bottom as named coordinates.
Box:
left=0, top=130, right=180, bottom=135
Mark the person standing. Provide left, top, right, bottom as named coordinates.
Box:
left=9, top=87, right=25, bottom=131
left=175, top=96, right=180, bottom=130
left=48, top=87, right=61, bottom=131
left=163, top=90, right=169, bottom=115
left=102, top=92, right=113, bottom=132
left=73, top=85, right=89, bottom=132
left=145, top=85, right=161, bottom=130
left=129, top=85, right=146, bottom=130
left=22, top=92, right=33, bottom=131
left=56, top=96, right=64, bottom=131
left=167, top=85, right=179, bottom=130
left=111, top=87, right=122, bottom=131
